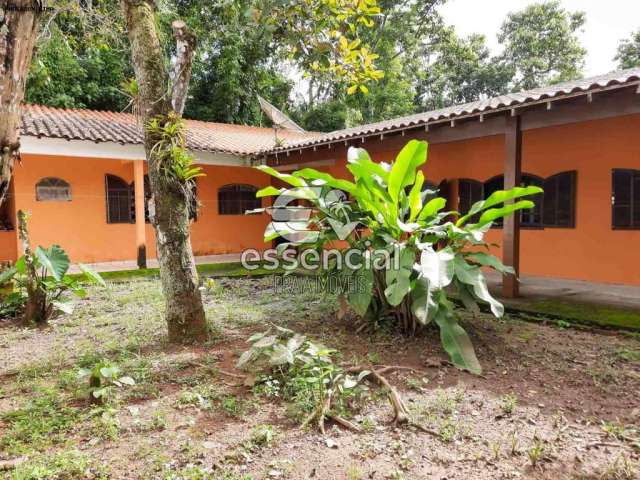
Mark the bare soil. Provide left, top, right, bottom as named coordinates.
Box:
left=0, top=276, right=638, bottom=479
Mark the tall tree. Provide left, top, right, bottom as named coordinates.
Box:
left=121, top=0, right=208, bottom=343
left=25, top=0, right=131, bottom=111
left=615, top=30, right=640, bottom=69
left=416, top=30, right=511, bottom=110
left=121, top=0, right=382, bottom=343
left=0, top=0, right=42, bottom=207
left=497, top=1, right=586, bottom=90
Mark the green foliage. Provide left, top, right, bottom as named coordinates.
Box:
left=1, top=390, right=80, bottom=455
left=26, top=0, right=131, bottom=111
left=238, top=327, right=368, bottom=420
left=77, top=361, right=136, bottom=403
left=615, top=30, right=640, bottom=69
left=0, top=245, right=105, bottom=320
left=497, top=0, right=586, bottom=90
left=10, top=450, right=109, bottom=480
left=256, top=140, right=542, bottom=373
left=147, top=113, right=205, bottom=185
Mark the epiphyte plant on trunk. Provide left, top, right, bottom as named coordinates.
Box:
left=255, top=140, right=542, bottom=374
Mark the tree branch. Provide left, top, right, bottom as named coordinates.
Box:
left=170, top=20, right=196, bottom=115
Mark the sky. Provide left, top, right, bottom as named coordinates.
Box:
left=439, top=0, right=640, bottom=76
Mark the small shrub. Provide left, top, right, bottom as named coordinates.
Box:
left=77, top=361, right=135, bottom=405
left=500, top=393, right=518, bottom=415
left=250, top=424, right=278, bottom=448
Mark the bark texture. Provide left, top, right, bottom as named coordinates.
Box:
left=0, top=0, right=41, bottom=206
left=17, top=210, right=47, bottom=324
left=122, top=0, right=208, bottom=343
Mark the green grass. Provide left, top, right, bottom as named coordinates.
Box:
left=523, top=299, right=640, bottom=331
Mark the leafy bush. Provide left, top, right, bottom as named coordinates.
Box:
left=256, top=140, right=542, bottom=374
left=77, top=361, right=135, bottom=405
left=0, top=244, right=105, bottom=322
left=238, top=326, right=368, bottom=423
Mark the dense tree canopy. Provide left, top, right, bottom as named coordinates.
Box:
left=615, top=30, right=640, bottom=69
left=25, top=0, right=594, bottom=132
left=497, top=0, right=586, bottom=90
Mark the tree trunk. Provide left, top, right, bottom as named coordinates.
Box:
left=121, top=0, right=208, bottom=343
left=17, top=210, right=47, bottom=324
left=0, top=1, right=42, bottom=206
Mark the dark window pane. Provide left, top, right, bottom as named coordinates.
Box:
left=611, top=169, right=637, bottom=229
left=105, top=175, right=132, bottom=224
left=543, top=171, right=576, bottom=228
left=458, top=179, right=483, bottom=215
left=218, top=184, right=261, bottom=215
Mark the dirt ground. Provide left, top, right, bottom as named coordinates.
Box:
left=0, top=276, right=638, bottom=479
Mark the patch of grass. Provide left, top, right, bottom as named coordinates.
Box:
left=615, top=347, right=640, bottom=362
left=10, top=450, right=110, bottom=480
left=525, top=300, right=640, bottom=331
left=1, top=390, right=80, bottom=455
left=221, top=395, right=250, bottom=417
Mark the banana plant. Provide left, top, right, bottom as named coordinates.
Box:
left=256, top=140, right=542, bottom=374
left=0, top=244, right=105, bottom=323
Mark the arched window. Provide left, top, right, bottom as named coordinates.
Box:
left=612, top=169, right=640, bottom=229
left=36, top=177, right=71, bottom=202
left=458, top=178, right=483, bottom=215
left=218, top=184, right=261, bottom=215
left=105, top=174, right=133, bottom=224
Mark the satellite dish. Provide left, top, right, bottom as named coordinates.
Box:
left=258, top=95, right=305, bottom=132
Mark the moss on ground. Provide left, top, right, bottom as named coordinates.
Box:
left=515, top=299, right=640, bottom=331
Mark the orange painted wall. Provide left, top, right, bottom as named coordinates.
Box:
left=288, top=114, right=640, bottom=286
left=8, top=154, right=271, bottom=264
left=3, top=113, right=639, bottom=285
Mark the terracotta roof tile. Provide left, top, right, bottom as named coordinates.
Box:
left=272, top=68, right=640, bottom=153
left=20, top=105, right=318, bottom=156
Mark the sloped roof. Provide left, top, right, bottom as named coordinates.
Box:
left=20, top=105, right=317, bottom=156
left=271, top=67, right=640, bottom=153
left=19, top=68, right=640, bottom=157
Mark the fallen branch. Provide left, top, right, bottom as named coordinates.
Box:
left=327, top=414, right=362, bottom=433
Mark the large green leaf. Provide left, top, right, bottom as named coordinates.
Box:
left=453, top=256, right=504, bottom=317
left=475, top=200, right=534, bottom=227
left=456, top=185, right=543, bottom=226
left=347, top=147, right=389, bottom=182
left=435, top=311, right=481, bottom=375
left=256, top=165, right=307, bottom=188
left=384, top=246, right=416, bottom=306
left=417, top=247, right=454, bottom=289
left=410, top=277, right=436, bottom=325
left=407, top=171, right=425, bottom=221
left=35, top=245, right=70, bottom=281
left=347, top=266, right=374, bottom=316
left=387, top=140, right=428, bottom=204
left=417, top=197, right=447, bottom=222
left=256, top=186, right=283, bottom=198
left=466, top=252, right=515, bottom=274
left=78, top=264, right=106, bottom=287
left=293, top=168, right=358, bottom=195
left=0, top=267, right=17, bottom=285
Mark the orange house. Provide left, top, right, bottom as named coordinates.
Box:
left=1, top=68, right=639, bottom=291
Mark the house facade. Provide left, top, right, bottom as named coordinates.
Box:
left=1, top=68, right=639, bottom=290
